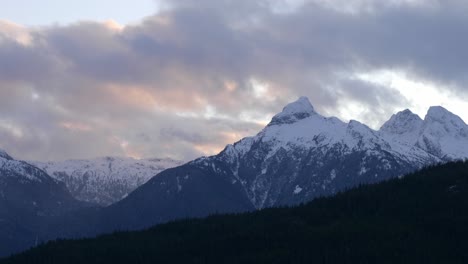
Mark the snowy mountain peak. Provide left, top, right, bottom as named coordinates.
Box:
left=268, top=96, right=316, bottom=126
left=347, top=120, right=374, bottom=135
left=0, top=148, right=13, bottom=160
left=425, top=106, right=467, bottom=127
left=380, top=109, right=423, bottom=135
left=346, top=120, right=383, bottom=149
left=282, top=96, right=315, bottom=114
left=412, top=106, right=468, bottom=160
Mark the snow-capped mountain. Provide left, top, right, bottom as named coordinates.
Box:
left=31, top=157, right=184, bottom=206
left=193, top=97, right=447, bottom=209
left=381, top=106, right=468, bottom=160
left=98, top=97, right=468, bottom=231
left=0, top=149, right=85, bottom=256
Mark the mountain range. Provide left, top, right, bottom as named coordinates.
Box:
left=0, top=151, right=181, bottom=256
left=1, top=96, right=468, bottom=256
left=96, top=96, right=468, bottom=231
left=30, top=157, right=183, bottom=206
left=4, top=161, right=468, bottom=263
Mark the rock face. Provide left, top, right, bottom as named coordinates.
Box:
left=30, top=157, right=184, bottom=206
left=0, top=150, right=84, bottom=257
left=99, top=97, right=468, bottom=231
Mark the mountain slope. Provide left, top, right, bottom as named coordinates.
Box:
left=96, top=97, right=468, bottom=231
left=4, top=161, right=468, bottom=264
left=0, top=150, right=86, bottom=257
left=30, top=157, right=183, bottom=206
left=100, top=163, right=255, bottom=231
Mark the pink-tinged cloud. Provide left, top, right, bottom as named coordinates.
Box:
left=0, top=0, right=467, bottom=161
left=60, top=122, right=93, bottom=132
left=0, top=20, right=32, bottom=46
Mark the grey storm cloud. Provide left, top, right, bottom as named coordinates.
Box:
left=0, top=0, right=467, bottom=161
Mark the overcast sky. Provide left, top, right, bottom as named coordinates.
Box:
left=0, top=0, right=467, bottom=161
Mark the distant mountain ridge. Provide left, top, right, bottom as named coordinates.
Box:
left=30, top=157, right=183, bottom=206
left=0, top=150, right=182, bottom=256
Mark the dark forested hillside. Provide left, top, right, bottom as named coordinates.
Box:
left=3, top=161, right=468, bottom=264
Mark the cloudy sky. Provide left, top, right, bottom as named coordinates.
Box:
left=0, top=0, right=467, bottom=161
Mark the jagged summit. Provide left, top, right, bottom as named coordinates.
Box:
left=268, top=96, right=317, bottom=126
left=426, top=105, right=451, bottom=117
left=0, top=148, right=13, bottom=160
left=282, top=96, right=315, bottom=115
left=400, top=109, right=413, bottom=115
left=380, top=108, right=423, bottom=135
left=425, top=106, right=467, bottom=127
left=378, top=105, right=468, bottom=160
left=347, top=119, right=375, bottom=135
